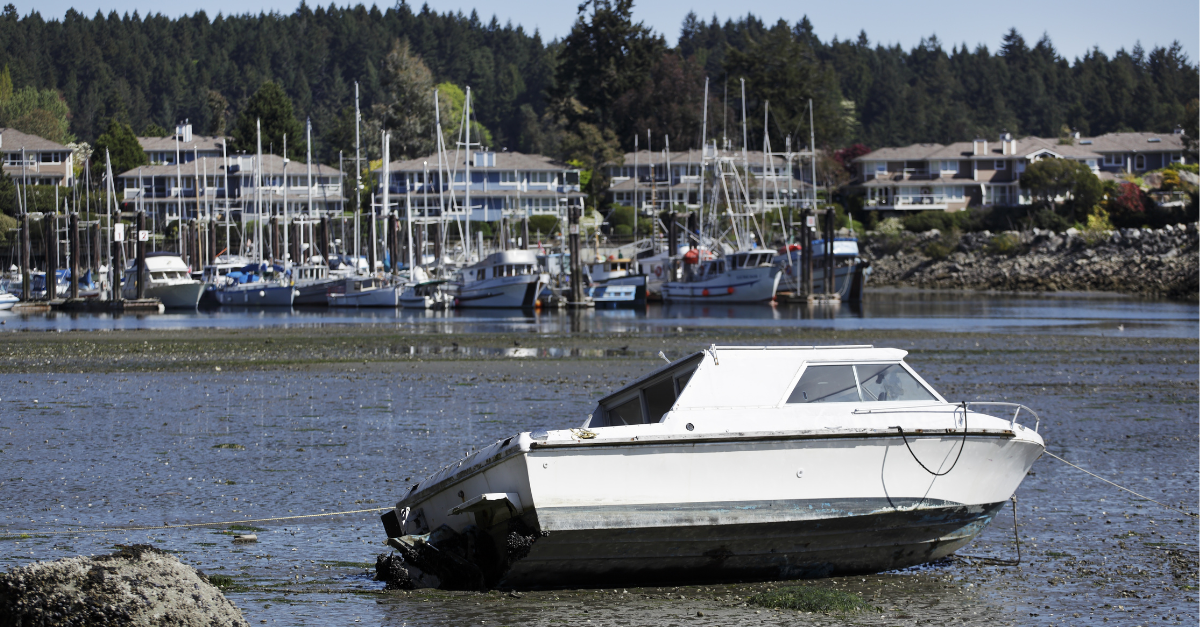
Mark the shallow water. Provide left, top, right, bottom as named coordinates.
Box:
left=2, top=289, right=1196, bottom=338
left=0, top=332, right=1196, bottom=626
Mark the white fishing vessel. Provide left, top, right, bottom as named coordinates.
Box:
left=454, top=250, right=548, bottom=309
left=327, top=276, right=401, bottom=308
left=662, top=249, right=781, bottom=303
left=399, top=279, right=453, bottom=310
left=380, top=344, right=1044, bottom=589
left=121, top=252, right=205, bottom=309
left=775, top=238, right=871, bottom=299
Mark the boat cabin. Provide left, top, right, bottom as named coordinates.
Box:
left=463, top=250, right=541, bottom=283
left=584, top=345, right=944, bottom=428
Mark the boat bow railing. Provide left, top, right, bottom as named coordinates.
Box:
left=963, top=401, right=1040, bottom=433
left=852, top=401, right=1040, bottom=433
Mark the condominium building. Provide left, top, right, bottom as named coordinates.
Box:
left=0, top=127, right=75, bottom=187
left=375, top=150, right=585, bottom=222
left=118, top=153, right=346, bottom=223
left=137, top=124, right=226, bottom=165
left=854, top=130, right=1187, bottom=211
left=606, top=146, right=815, bottom=212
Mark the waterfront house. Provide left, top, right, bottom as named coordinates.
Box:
left=138, top=124, right=226, bottom=165
left=374, top=150, right=585, bottom=223
left=0, top=127, right=74, bottom=187
left=853, top=130, right=1187, bottom=211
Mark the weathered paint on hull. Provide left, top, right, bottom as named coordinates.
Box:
left=500, top=499, right=1003, bottom=588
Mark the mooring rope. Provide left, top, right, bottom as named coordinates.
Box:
left=8, top=507, right=393, bottom=537
left=1045, top=451, right=1198, bottom=518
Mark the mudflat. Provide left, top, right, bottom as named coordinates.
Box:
left=0, top=325, right=1195, bottom=625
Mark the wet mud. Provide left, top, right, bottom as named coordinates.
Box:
left=0, top=325, right=1195, bottom=625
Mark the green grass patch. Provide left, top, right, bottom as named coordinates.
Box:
left=747, top=586, right=873, bottom=613
left=212, top=443, right=246, bottom=450
left=319, top=560, right=374, bottom=569
left=1045, top=551, right=1072, bottom=558
left=0, top=534, right=32, bottom=541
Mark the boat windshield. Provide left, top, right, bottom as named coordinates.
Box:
left=591, top=355, right=701, bottom=426
left=787, top=363, right=937, bottom=403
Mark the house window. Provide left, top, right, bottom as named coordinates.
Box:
left=939, top=160, right=958, bottom=173
left=1134, top=154, right=1146, bottom=170
left=1103, top=153, right=1121, bottom=166
left=995, top=160, right=1006, bottom=170
left=873, top=162, right=886, bottom=175
left=529, top=172, right=552, bottom=184
left=500, top=171, right=517, bottom=183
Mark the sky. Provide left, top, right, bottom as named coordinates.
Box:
left=11, top=0, right=1200, bottom=63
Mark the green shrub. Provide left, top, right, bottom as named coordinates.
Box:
left=875, top=217, right=903, bottom=236
left=924, top=240, right=954, bottom=260
left=748, top=585, right=873, bottom=613
left=613, top=224, right=632, bottom=236
left=986, top=232, right=1022, bottom=256
left=527, top=214, right=560, bottom=236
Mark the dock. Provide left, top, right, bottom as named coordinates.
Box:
left=50, top=298, right=163, bottom=313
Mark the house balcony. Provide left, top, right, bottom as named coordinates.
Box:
left=865, top=195, right=949, bottom=211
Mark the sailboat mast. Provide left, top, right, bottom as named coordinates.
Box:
left=354, top=82, right=362, bottom=269
left=283, top=134, right=289, bottom=268
left=306, top=119, right=314, bottom=259
left=379, top=131, right=388, bottom=274
left=464, top=86, right=472, bottom=259
left=255, top=119, right=263, bottom=264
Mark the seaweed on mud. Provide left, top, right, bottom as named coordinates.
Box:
left=748, top=585, right=874, bottom=613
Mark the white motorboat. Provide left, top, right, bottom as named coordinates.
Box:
left=380, top=344, right=1044, bottom=589
left=0, top=292, right=16, bottom=310
left=328, top=276, right=401, bottom=308
left=399, top=279, right=453, bottom=310
left=455, top=250, right=548, bottom=309
left=121, top=252, right=205, bottom=309
left=662, top=249, right=781, bottom=303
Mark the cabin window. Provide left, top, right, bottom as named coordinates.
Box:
left=608, top=397, right=645, bottom=425
left=856, top=364, right=937, bottom=402
left=787, top=363, right=937, bottom=403
left=674, top=371, right=693, bottom=395
left=642, top=378, right=677, bottom=423
left=787, top=365, right=859, bottom=403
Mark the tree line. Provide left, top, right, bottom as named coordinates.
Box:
left=0, top=0, right=1195, bottom=189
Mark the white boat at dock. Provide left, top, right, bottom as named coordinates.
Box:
left=121, top=252, right=205, bottom=309
left=454, top=250, right=548, bottom=309
left=399, top=279, right=453, bottom=310
left=662, top=250, right=781, bottom=303
left=380, top=344, right=1044, bottom=589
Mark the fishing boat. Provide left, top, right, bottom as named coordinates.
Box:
left=454, top=250, right=548, bottom=309
left=583, top=257, right=647, bottom=307
left=121, top=252, right=205, bottom=309
left=291, top=262, right=342, bottom=306
left=327, top=276, right=400, bottom=308
left=379, top=344, right=1044, bottom=589
left=399, top=279, right=453, bottom=310
left=661, top=249, right=781, bottom=303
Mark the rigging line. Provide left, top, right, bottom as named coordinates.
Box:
left=893, top=401, right=968, bottom=477
left=1044, top=450, right=1198, bottom=518
left=954, top=495, right=1021, bottom=566
left=8, top=507, right=393, bottom=536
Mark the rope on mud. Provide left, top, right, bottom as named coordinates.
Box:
left=1045, top=451, right=1198, bottom=518
left=9, top=507, right=393, bottom=537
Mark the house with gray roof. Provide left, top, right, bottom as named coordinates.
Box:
left=604, top=147, right=815, bottom=213
left=118, top=153, right=346, bottom=224
left=0, top=127, right=74, bottom=187
left=374, top=150, right=585, bottom=223
left=853, top=130, right=1188, bottom=211
left=137, top=124, right=227, bottom=165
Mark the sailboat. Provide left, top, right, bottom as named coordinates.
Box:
left=213, top=120, right=297, bottom=307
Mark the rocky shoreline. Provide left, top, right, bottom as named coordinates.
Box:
left=862, top=223, right=1199, bottom=301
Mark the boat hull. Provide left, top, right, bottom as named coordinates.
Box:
left=662, top=266, right=780, bottom=303
left=388, top=429, right=1042, bottom=589
left=502, top=498, right=1002, bottom=587
left=456, top=276, right=542, bottom=308
left=123, top=282, right=205, bottom=309
left=214, top=284, right=296, bottom=307
left=328, top=287, right=400, bottom=308
left=294, top=279, right=341, bottom=306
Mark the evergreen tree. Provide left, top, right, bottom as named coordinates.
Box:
left=92, top=117, right=147, bottom=182
left=231, top=81, right=304, bottom=159
left=370, top=39, right=436, bottom=159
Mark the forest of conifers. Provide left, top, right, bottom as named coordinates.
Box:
left=0, top=0, right=1196, bottom=166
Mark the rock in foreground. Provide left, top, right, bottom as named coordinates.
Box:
left=0, top=544, right=249, bottom=627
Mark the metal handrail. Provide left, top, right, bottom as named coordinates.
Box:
left=964, top=401, right=1039, bottom=432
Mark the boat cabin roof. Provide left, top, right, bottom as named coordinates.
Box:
left=587, top=345, right=937, bottom=427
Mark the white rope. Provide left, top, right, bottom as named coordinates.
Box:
left=1045, top=451, right=1197, bottom=518
left=8, top=507, right=393, bottom=536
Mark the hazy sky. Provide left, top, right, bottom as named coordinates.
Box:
left=12, top=0, right=1200, bottom=62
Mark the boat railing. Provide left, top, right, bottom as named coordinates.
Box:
left=852, top=400, right=1040, bottom=432
left=964, top=401, right=1039, bottom=432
